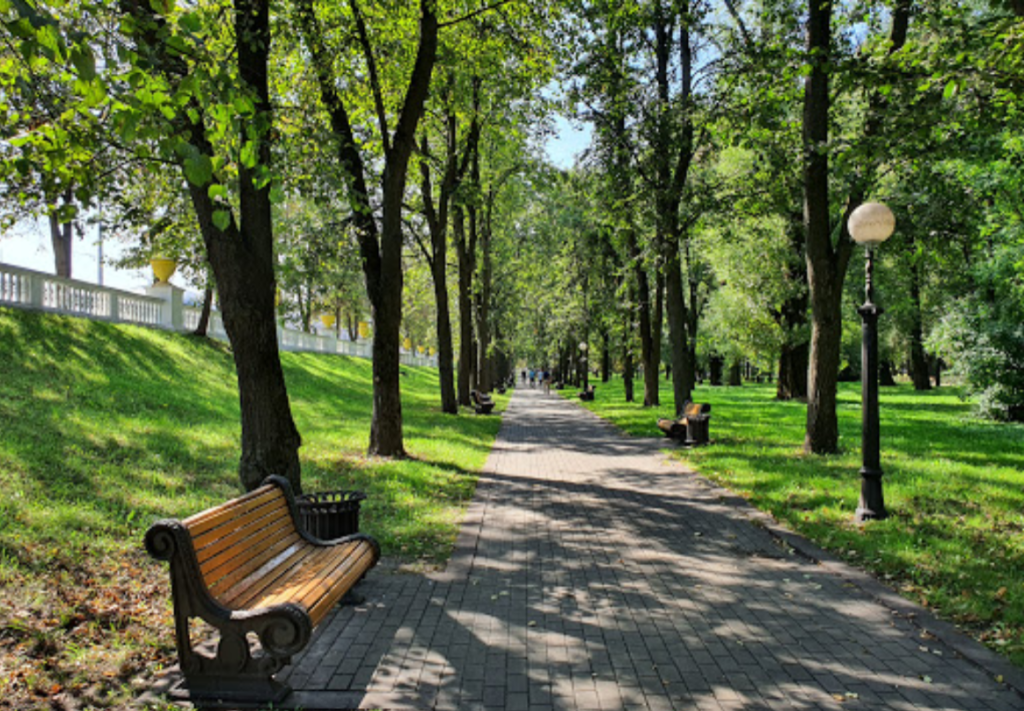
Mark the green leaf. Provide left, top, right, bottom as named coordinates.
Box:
left=943, top=80, right=958, bottom=100
left=233, top=95, right=254, bottom=116
left=178, top=12, right=202, bottom=33
left=240, top=141, right=258, bottom=168
left=208, top=184, right=227, bottom=200
left=183, top=154, right=213, bottom=187
left=212, top=210, right=231, bottom=231
left=69, top=46, right=96, bottom=81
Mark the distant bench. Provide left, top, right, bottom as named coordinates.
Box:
left=145, top=476, right=380, bottom=704
left=578, top=384, right=595, bottom=401
left=657, top=401, right=712, bottom=446
left=470, top=390, right=495, bottom=414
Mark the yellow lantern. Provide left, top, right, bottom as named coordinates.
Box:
left=403, top=337, right=412, bottom=351
left=429, top=347, right=436, bottom=357
left=417, top=345, right=425, bottom=355
left=358, top=321, right=370, bottom=339
left=320, top=313, right=336, bottom=329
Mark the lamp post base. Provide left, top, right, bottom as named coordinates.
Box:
left=855, top=465, right=887, bottom=522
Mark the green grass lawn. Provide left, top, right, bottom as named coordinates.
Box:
left=0, top=306, right=506, bottom=708
left=569, top=375, right=1024, bottom=668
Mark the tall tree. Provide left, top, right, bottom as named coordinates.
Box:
left=415, top=71, right=471, bottom=413
left=803, top=0, right=911, bottom=453
left=118, top=0, right=303, bottom=489
left=293, top=0, right=439, bottom=456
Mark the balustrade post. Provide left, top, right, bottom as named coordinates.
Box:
left=30, top=274, right=43, bottom=308
left=145, top=283, right=184, bottom=330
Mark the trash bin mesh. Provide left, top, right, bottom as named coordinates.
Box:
left=296, top=490, right=366, bottom=539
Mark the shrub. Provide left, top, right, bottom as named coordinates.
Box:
left=928, top=298, right=1024, bottom=421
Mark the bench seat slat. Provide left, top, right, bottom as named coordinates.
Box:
left=206, top=529, right=304, bottom=600
left=215, top=539, right=374, bottom=625
left=248, top=542, right=375, bottom=626
left=216, top=541, right=317, bottom=610
left=306, top=546, right=376, bottom=624
left=253, top=541, right=362, bottom=611
left=196, top=513, right=295, bottom=578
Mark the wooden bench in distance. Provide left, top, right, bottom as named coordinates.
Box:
left=470, top=389, right=495, bottom=414
left=657, top=400, right=712, bottom=446
left=145, top=475, right=380, bottom=705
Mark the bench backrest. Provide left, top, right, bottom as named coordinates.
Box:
left=182, top=483, right=301, bottom=603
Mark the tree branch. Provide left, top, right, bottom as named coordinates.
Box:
left=438, top=0, right=516, bottom=30
left=721, top=0, right=753, bottom=48
left=348, top=0, right=390, bottom=154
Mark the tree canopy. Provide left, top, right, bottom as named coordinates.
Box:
left=3, top=0, right=1023, bottom=493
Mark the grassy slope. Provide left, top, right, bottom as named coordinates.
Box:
left=0, top=307, right=505, bottom=708
left=570, top=377, right=1024, bottom=668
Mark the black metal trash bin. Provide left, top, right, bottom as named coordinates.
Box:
left=296, top=490, right=367, bottom=539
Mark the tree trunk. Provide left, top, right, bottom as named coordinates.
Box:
left=879, top=359, right=897, bottom=387
left=908, top=235, right=931, bottom=390
left=776, top=212, right=809, bottom=400
left=803, top=0, right=846, bottom=454
left=475, top=202, right=492, bottom=394
left=175, top=0, right=301, bottom=492
left=118, top=0, right=304, bottom=491
left=728, top=360, right=742, bottom=386
left=665, top=241, right=690, bottom=415
left=623, top=335, right=635, bottom=402
left=296, top=0, right=437, bottom=457
left=777, top=340, right=809, bottom=400
left=454, top=205, right=474, bottom=406
left=48, top=189, right=74, bottom=279
left=709, top=355, right=723, bottom=386
left=601, top=328, right=611, bottom=382
left=803, top=0, right=910, bottom=453
left=654, top=2, right=696, bottom=416
left=627, top=236, right=657, bottom=407
left=193, top=285, right=213, bottom=337
left=432, top=257, right=458, bottom=413
left=652, top=267, right=663, bottom=385
left=418, top=131, right=458, bottom=413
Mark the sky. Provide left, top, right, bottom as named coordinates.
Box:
left=0, top=118, right=592, bottom=294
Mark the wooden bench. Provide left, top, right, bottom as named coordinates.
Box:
left=657, top=400, right=712, bottom=446
left=470, top=389, right=495, bottom=414
left=145, top=475, right=380, bottom=704
left=578, top=384, right=595, bottom=401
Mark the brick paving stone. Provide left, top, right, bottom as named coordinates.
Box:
left=272, top=387, right=1022, bottom=710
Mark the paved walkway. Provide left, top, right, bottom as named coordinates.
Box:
left=278, top=387, right=1021, bottom=711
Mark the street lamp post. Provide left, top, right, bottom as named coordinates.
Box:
left=848, top=202, right=895, bottom=523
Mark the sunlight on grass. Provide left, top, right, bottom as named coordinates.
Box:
left=572, top=376, right=1024, bottom=667
left=0, top=306, right=507, bottom=707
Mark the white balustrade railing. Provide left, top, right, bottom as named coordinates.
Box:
left=0, top=261, right=438, bottom=368
left=1, top=262, right=163, bottom=325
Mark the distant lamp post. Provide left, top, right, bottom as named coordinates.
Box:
left=848, top=202, right=895, bottom=522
